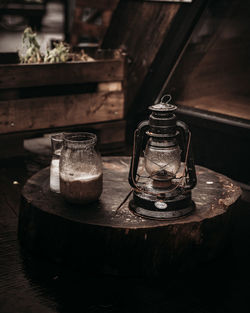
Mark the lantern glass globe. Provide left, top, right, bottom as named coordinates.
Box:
left=144, top=137, right=181, bottom=181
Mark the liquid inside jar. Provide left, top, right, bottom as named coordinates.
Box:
left=50, top=158, right=60, bottom=193
left=60, top=173, right=103, bottom=204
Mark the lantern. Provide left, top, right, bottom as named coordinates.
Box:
left=128, top=95, right=197, bottom=220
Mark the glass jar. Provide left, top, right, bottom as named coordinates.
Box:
left=59, top=132, right=103, bottom=204
left=50, top=133, right=63, bottom=193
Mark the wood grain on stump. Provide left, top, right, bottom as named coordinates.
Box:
left=18, top=156, right=241, bottom=277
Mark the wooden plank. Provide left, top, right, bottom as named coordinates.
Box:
left=76, top=0, right=119, bottom=10
left=0, top=60, right=124, bottom=89
left=0, top=91, right=124, bottom=134
left=178, top=95, right=250, bottom=122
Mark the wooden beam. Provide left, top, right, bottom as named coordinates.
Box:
left=0, top=91, right=124, bottom=134
left=102, top=0, right=181, bottom=109
left=102, top=0, right=208, bottom=122
left=0, top=60, right=124, bottom=89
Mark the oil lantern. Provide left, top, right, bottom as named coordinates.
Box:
left=128, top=95, right=197, bottom=220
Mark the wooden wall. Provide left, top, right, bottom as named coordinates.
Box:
left=167, top=0, right=250, bottom=121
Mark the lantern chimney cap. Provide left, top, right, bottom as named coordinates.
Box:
left=149, top=94, right=177, bottom=112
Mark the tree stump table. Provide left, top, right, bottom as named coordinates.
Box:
left=18, top=156, right=241, bottom=277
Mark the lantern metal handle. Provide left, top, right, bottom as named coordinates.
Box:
left=128, top=120, right=149, bottom=189
left=176, top=120, right=197, bottom=190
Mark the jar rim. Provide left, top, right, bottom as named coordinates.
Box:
left=63, top=132, right=97, bottom=146
left=51, top=133, right=63, bottom=143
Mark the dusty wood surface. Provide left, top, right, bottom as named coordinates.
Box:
left=0, top=59, right=124, bottom=89
left=0, top=153, right=250, bottom=313
left=178, top=96, right=250, bottom=122
left=0, top=91, right=124, bottom=133
left=19, top=156, right=241, bottom=277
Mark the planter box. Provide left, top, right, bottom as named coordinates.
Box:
left=0, top=50, right=125, bottom=133
left=0, top=50, right=126, bottom=155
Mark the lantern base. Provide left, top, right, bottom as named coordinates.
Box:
left=129, top=191, right=195, bottom=220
